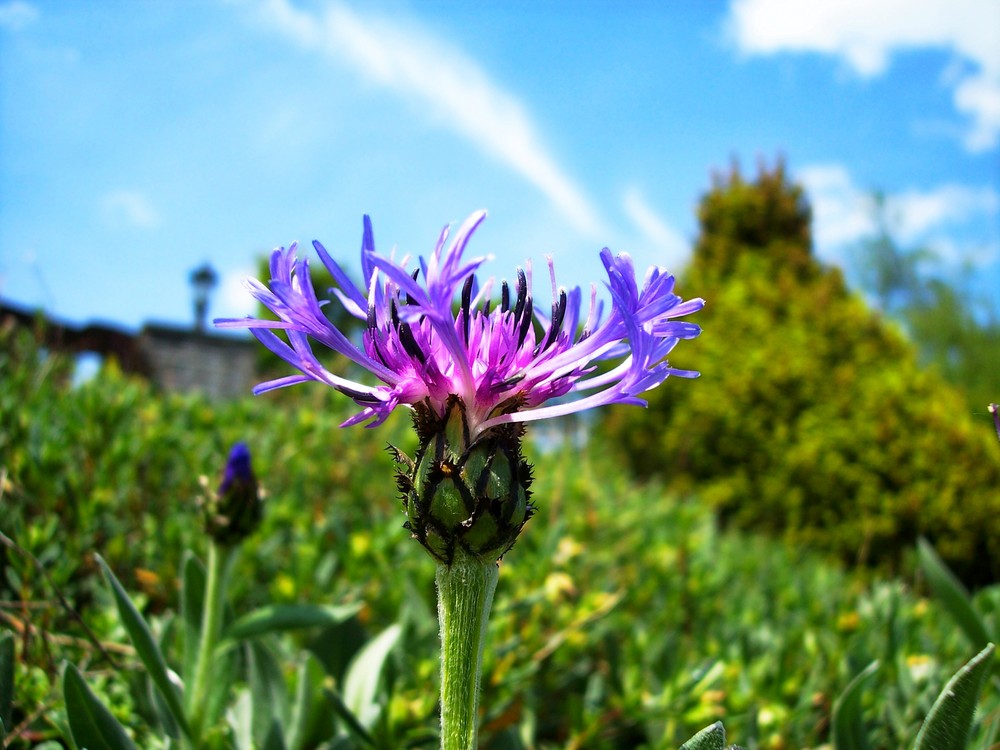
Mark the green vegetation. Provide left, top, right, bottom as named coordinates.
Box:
left=3, top=166, right=998, bottom=746
left=850, top=195, right=1000, bottom=414
left=601, top=162, right=1000, bottom=586
left=2, top=321, right=998, bottom=748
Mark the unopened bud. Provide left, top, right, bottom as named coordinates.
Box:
left=392, top=397, right=534, bottom=565
left=203, top=442, right=262, bottom=545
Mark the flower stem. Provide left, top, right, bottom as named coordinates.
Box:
left=188, top=540, right=234, bottom=742
left=436, top=551, right=499, bottom=750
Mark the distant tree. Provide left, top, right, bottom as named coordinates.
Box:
left=599, top=159, right=1000, bottom=586
left=905, top=279, right=1000, bottom=411
left=692, top=158, right=815, bottom=284
left=851, top=197, right=1000, bottom=411
left=850, top=193, right=936, bottom=315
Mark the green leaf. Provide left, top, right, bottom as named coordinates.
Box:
left=307, top=616, right=369, bottom=685
left=227, top=689, right=254, bottom=750
left=223, top=602, right=362, bottom=643
left=323, top=687, right=376, bottom=748
left=326, top=736, right=360, bottom=750
left=96, top=554, right=192, bottom=739
left=148, top=673, right=181, bottom=739
left=918, top=538, right=992, bottom=651
left=62, top=662, right=139, bottom=750
left=204, top=648, right=240, bottom=734
left=343, top=623, right=402, bottom=730
left=286, top=654, right=326, bottom=750
left=914, top=643, right=996, bottom=750
left=180, top=551, right=206, bottom=682
left=262, top=719, right=287, bottom=750
left=679, top=721, right=726, bottom=750
left=248, top=640, right=289, bottom=745
left=0, top=631, right=14, bottom=730
left=831, top=660, right=879, bottom=750
left=484, top=728, right=525, bottom=750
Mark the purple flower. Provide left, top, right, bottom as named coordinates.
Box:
left=216, top=211, right=703, bottom=439
left=219, top=442, right=254, bottom=495
left=206, top=442, right=261, bottom=545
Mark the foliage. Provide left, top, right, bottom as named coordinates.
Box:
left=600, top=161, right=1000, bottom=586
left=2, top=317, right=999, bottom=748
left=912, top=643, right=995, bottom=750
left=849, top=195, right=1000, bottom=412
left=849, top=194, right=938, bottom=316
left=902, top=279, right=1000, bottom=415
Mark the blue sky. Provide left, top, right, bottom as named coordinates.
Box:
left=2, top=0, right=998, bottom=332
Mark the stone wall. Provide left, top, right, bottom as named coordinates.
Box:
left=138, top=324, right=258, bottom=400
left=2, top=302, right=259, bottom=399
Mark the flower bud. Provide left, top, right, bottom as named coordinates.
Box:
left=203, top=442, right=262, bottom=546
left=392, top=397, right=534, bottom=565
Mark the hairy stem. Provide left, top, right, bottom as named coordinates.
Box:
left=436, top=552, right=499, bottom=750
left=188, top=541, right=234, bottom=741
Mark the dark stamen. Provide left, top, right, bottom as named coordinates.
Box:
left=539, top=289, right=567, bottom=353
left=406, top=269, right=420, bottom=305
left=501, top=280, right=510, bottom=312
left=367, top=301, right=377, bottom=331
left=492, top=373, right=525, bottom=392
left=336, top=384, right=383, bottom=404
left=461, top=275, right=474, bottom=343
left=390, top=300, right=400, bottom=329
left=517, top=296, right=533, bottom=349
left=398, top=322, right=426, bottom=364
left=513, top=268, right=527, bottom=322
left=368, top=330, right=390, bottom=367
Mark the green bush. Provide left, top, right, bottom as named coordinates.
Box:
left=599, top=161, right=1000, bottom=586
left=0, top=322, right=413, bottom=618
left=1, top=319, right=998, bottom=748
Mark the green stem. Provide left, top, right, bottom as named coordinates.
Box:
left=188, top=541, right=234, bottom=742
left=436, top=551, right=499, bottom=750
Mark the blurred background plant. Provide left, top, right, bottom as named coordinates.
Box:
left=1, top=161, right=998, bottom=748
left=849, top=194, right=1000, bottom=413
left=602, top=161, right=1000, bottom=587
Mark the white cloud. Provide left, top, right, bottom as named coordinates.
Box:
left=0, top=0, right=38, bottom=31
left=888, top=184, right=1000, bottom=242
left=799, top=163, right=1000, bottom=265
left=727, top=0, right=1000, bottom=152
left=218, top=266, right=259, bottom=319
left=621, top=186, right=689, bottom=271
left=100, top=190, right=161, bottom=229
left=954, top=72, right=1000, bottom=151
left=799, top=165, right=878, bottom=252
left=253, top=0, right=606, bottom=238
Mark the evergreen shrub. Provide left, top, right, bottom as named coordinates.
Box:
left=599, top=162, right=1000, bottom=586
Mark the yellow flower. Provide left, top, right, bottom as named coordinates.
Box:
left=554, top=536, right=583, bottom=565
left=544, top=571, right=577, bottom=602
left=836, top=611, right=860, bottom=632
left=350, top=531, right=372, bottom=557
